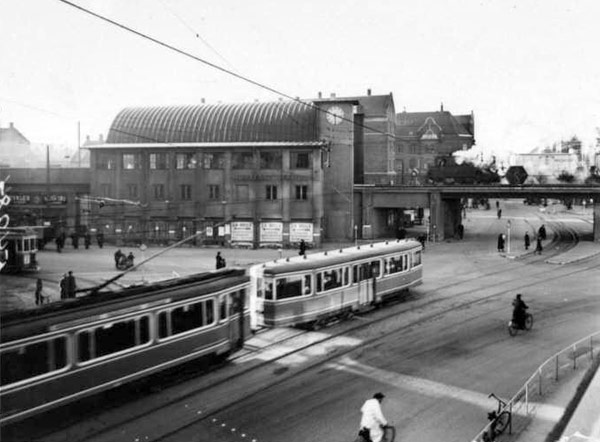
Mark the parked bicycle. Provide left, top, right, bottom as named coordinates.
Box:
left=483, top=393, right=511, bottom=442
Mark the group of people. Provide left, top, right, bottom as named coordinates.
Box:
left=59, top=271, right=77, bottom=300
left=215, top=251, right=227, bottom=269
left=498, top=224, right=546, bottom=254
left=114, top=249, right=135, bottom=269
left=55, top=231, right=103, bottom=252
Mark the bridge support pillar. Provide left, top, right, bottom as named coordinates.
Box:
left=594, top=202, right=600, bottom=242
left=429, top=194, right=462, bottom=241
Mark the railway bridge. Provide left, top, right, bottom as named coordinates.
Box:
left=354, top=184, right=600, bottom=242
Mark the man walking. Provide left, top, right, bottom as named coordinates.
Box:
left=524, top=232, right=530, bottom=250
left=65, top=271, right=77, bottom=298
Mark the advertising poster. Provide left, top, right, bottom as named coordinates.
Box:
left=231, top=221, right=254, bottom=242
left=260, top=222, right=283, bottom=243
left=290, top=222, right=313, bottom=242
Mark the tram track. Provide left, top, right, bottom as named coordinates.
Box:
left=32, top=243, right=599, bottom=442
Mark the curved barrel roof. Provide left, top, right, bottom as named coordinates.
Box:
left=106, top=101, right=319, bottom=144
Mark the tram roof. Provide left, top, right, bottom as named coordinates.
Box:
left=258, top=240, right=421, bottom=276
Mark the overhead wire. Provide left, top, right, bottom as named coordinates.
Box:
left=56, top=0, right=400, bottom=142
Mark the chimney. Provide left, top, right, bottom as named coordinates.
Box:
left=9, top=122, right=14, bottom=128
left=330, top=92, right=336, bottom=98
left=201, top=98, right=206, bottom=104
left=440, top=102, right=444, bottom=112
left=318, top=91, right=322, bottom=99
left=367, top=88, right=371, bottom=96
left=99, top=134, right=104, bottom=142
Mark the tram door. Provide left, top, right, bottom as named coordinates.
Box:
left=248, top=265, right=265, bottom=330
left=355, top=263, right=375, bottom=306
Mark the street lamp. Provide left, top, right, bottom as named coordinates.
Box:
left=506, top=220, right=512, bottom=254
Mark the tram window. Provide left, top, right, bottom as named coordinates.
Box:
left=95, top=319, right=139, bottom=358
left=78, top=331, right=92, bottom=362
left=343, top=267, right=349, bottom=285
left=206, top=299, right=215, bottom=324
left=17, top=240, right=22, bottom=252
left=317, top=268, right=342, bottom=293
left=352, top=265, right=359, bottom=283
left=1, top=337, right=68, bottom=386
left=275, top=275, right=304, bottom=299
left=304, top=275, right=312, bottom=295
left=139, top=316, right=150, bottom=343
left=264, top=281, right=274, bottom=300
left=158, top=312, right=169, bottom=338
left=414, top=250, right=422, bottom=266
left=371, top=261, right=381, bottom=278
left=219, top=294, right=228, bottom=321
left=172, top=302, right=205, bottom=335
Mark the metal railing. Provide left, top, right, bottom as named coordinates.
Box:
left=471, top=331, right=599, bottom=442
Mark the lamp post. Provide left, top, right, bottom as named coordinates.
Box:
left=506, top=220, right=512, bottom=254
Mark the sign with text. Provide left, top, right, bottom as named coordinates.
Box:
left=231, top=221, right=254, bottom=242
left=260, top=222, right=283, bottom=243
left=290, top=222, right=313, bottom=242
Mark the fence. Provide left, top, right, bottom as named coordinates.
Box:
left=471, top=331, right=599, bottom=442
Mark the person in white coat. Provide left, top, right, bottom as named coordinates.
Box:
left=360, top=392, right=388, bottom=442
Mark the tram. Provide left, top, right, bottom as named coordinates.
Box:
left=249, top=239, right=423, bottom=329
left=0, top=268, right=250, bottom=426
left=0, top=227, right=39, bottom=273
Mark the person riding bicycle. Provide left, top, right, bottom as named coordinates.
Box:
left=512, top=294, right=529, bottom=329
left=359, top=392, right=388, bottom=442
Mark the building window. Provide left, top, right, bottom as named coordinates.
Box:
left=122, top=153, right=140, bottom=170
left=150, top=153, right=168, bottom=170
left=176, top=153, right=197, bottom=169
left=235, top=184, right=249, bottom=201
left=295, top=185, right=308, bottom=200
left=209, top=184, right=220, bottom=200
left=153, top=184, right=165, bottom=200
left=100, top=183, right=111, bottom=197
left=291, top=152, right=310, bottom=169
left=202, top=153, right=225, bottom=169
left=260, top=151, right=281, bottom=169
left=97, top=154, right=115, bottom=170
left=233, top=152, right=254, bottom=169
left=180, top=184, right=192, bottom=200
left=266, top=185, right=278, bottom=200
left=127, top=184, right=138, bottom=199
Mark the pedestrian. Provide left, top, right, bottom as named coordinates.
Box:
left=359, top=392, right=388, bottom=442
left=114, top=249, right=123, bottom=269
left=127, top=251, right=135, bottom=267
left=457, top=223, right=464, bottom=240
left=538, top=224, right=547, bottom=241
left=35, top=278, right=43, bottom=305
left=497, top=208, right=502, bottom=219
left=497, top=233, right=505, bottom=252
left=524, top=232, right=530, bottom=250
left=397, top=227, right=407, bottom=240
left=298, top=239, right=307, bottom=256
left=55, top=235, right=62, bottom=253
left=59, top=273, right=67, bottom=300
left=96, top=231, right=104, bottom=248
left=216, top=251, right=226, bottom=269
left=496, top=200, right=500, bottom=209
left=71, top=232, right=79, bottom=249
left=84, top=231, right=91, bottom=249
left=65, top=270, right=77, bottom=298
left=535, top=235, right=543, bottom=255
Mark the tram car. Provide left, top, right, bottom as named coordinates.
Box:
left=0, top=268, right=250, bottom=426
left=0, top=227, right=39, bottom=273
left=249, top=239, right=423, bottom=329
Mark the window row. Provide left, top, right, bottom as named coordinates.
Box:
left=98, top=151, right=313, bottom=171
left=99, top=184, right=310, bottom=202
left=0, top=291, right=248, bottom=386
left=261, top=252, right=421, bottom=300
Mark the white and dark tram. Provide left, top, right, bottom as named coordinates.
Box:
left=249, top=239, right=423, bottom=329
left=0, top=268, right=250, bottom=426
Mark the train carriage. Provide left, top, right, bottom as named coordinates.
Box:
left=0, top=227, right=39, bottom=273
left=0, top=268, right=250, bottom=426
left=249, top=239, right=423, bottom=329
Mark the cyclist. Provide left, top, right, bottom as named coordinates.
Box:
left=512, top=294, right=529, bottom=329
left=359, top=392, right=388, bottom=442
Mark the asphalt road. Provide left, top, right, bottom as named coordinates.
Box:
left=2, top=199, right=599, bottom=442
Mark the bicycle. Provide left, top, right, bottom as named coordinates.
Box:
left=355, top=425, right=396, bottom=442
left=483, top=393, right=511, bottom=441
left=508, top=312, right=533, bottom=336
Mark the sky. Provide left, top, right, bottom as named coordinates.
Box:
left=1, top=0, right=599, bottom=158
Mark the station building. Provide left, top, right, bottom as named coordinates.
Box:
left=87, top=92, right=398, bottom=248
